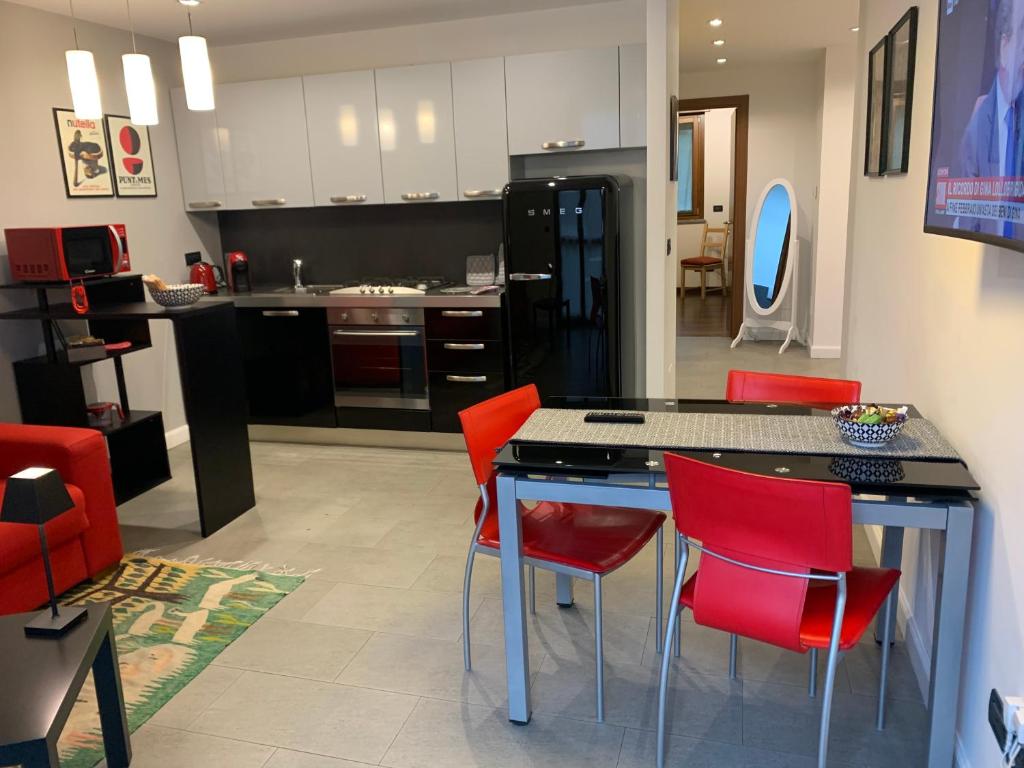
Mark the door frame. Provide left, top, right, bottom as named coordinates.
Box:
left=676, top=94, right=749, bottom=336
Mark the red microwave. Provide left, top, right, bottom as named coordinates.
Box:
left=4, top=224, right=131, bottom=282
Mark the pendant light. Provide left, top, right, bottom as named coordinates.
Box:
left=65, top=0, right=102, bottom=119
left=178, top=9, right=214, bottom=111
left=122, top=0, right=158, bottom=125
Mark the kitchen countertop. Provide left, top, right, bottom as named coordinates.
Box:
left=202, top=285, right=504, bottom=309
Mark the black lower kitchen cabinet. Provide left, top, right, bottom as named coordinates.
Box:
left=429, top=371, right=503, bottom=432
left=237, top=308, right=336, bottom=427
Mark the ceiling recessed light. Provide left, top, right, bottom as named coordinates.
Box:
left=716, top=57, right=728, bottom=64
left=850, top=25, right=860, bottom=32
left=708, top=18, right=723, bottom=27
left=178, top=0, right=201, bottom=6
left=713, top=39, right=725, bottom=46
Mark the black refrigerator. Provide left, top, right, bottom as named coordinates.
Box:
left=502, top=175, right=629, bottom=399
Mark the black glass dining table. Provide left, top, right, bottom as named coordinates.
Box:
left=491, top=397, right=978, bottom=768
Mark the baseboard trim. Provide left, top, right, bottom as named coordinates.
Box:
left=810, top=344, right=842, bottom=358
left=164, top=424, right=190, bottom=450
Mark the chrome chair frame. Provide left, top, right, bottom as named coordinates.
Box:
left=463, top=482, right=664, bottom=722
left=657, top=533, right=896, bottom=768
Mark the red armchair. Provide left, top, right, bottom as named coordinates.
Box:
left=0, top=424, right=123, bottom=615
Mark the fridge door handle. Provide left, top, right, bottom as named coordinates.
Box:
left=509, top=273, right=553, bottom=281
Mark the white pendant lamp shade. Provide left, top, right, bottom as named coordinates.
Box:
left=122, top=53, right=158, bottom=125
left=65, top=49, right=102, bottom=119
left=179, top=35, right=214, bottom=110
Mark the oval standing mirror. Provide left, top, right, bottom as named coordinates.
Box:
left=732, top=178, right=801, bottom=354
left=750, top=183, right=793, bottom=311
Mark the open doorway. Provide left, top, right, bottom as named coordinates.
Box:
left=674, top=95, right=749, bottom=339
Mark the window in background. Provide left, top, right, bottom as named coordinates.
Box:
left=677, top=113, right=705, bottom=221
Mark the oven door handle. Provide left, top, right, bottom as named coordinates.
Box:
left=332, top=329, right=421, bottom=337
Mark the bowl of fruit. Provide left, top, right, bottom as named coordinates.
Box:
left=831, top=404, right=909, bottom=447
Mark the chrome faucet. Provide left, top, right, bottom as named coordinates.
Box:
left=292, top=259, right=304, bottom=291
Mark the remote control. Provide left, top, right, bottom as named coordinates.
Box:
left=584, top=411, right=645, bottom=424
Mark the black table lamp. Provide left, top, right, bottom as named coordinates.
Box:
left=1, top=467, right=87, bottom=637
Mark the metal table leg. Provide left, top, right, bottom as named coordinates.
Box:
left=874, top=525, right=905, bottom=643
left=926, top=502, right=974, bottom=768
left=497, top=473, right=531, bottom=724
left=556, top=573, right=575, bottom=607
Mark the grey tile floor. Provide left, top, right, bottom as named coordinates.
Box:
left=107, top=432, right=928, bottom=768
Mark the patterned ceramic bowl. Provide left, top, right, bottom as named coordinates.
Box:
left=146, top=283, right=206, bottom=308
left=831, top=405, right=908, bottom=447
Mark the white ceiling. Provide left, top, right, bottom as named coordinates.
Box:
left=680, top=0, right=861, bottom=72
left=8, top=0, right=614, bottom=46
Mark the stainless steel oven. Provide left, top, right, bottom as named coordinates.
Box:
left=328, top=307, right=428, bottom=410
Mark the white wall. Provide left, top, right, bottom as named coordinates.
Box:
left=845, top=2, right=1024, bottom=766
left=677, top=107, right=735, bottom=290
left=209, top=1, right=644, bottom=82
left=811, top=43, right=857, bottom=358
left=0, top=1, right=219, bottom=437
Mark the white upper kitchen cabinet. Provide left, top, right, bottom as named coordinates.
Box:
left=505, top=47, right=620, bottom=155
left=619, top=44, right=647, bottom=148
left=303, top=70, right=385, bottom=207
left=451, top=57, right=509, bottom=201
left=215, top=77, right=314, bottom=210
left=170, top=88, right=226, bottom=211
left=374, top=62, right=458, bottom=204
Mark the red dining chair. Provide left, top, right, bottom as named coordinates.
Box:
left=459, top=384, right=667, bottom=722
left=657, top=453, right=900, bottom=768
left=725, top=369, right=862, bottom=406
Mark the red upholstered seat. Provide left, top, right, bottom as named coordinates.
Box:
left=476, top=496, right=666, bottom=574
left=0, top=481, right=89, bottom=572
left=680, top=256, right=722, bottom=266
left=0, top=424, right=123, bottom=615
left=678, top=564, right=900, bottom=652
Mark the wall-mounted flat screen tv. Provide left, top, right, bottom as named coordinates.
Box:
left=925, top=0, right=1024, bottom=252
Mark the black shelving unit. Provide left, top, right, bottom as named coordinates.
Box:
left=4, top=275, right=171, bottom=504
left=0, top=275, right=255, bottom=535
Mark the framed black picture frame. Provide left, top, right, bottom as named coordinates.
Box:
left=53, top=108, right=114, bottom=198
left=105, top=114, right=158, bottom=197
left=669, top=95, right=679, bottom=182
left=865, top=37, right=890, bottom=176
left=882, top=6, right=918, bottom=175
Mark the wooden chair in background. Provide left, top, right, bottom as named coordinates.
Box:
left=681, top=222, right=730, bottom=301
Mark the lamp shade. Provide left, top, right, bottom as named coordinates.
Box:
left=178, top=35, right=215, bottom=111
left=65, top=49, right=103, bottom=119
left=0, top=467, right=74, bottom=525
left=123, top=53, right=159, bottom=125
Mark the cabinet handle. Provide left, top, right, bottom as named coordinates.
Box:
left=333, top=329, right=421, bottom=338
left=441, top=310, right=483, bottom=317
left=330, top=194, right=367, bottom=204
left=252, top=198, right=286, bottom=206
left=401, top=192, right=439, bottom=201
left=463, top=189, right=503, bottom=198
left=446, top=375, right=487, bottom=383
left=261, top=310, right=300, bottom=317
left=509, top=273, right=552, bottom=281
left=187, top=200, right=222, bottom=209
left=541, top=139, right=585, bottom=150
left=444, top=342, right=485, bottom=350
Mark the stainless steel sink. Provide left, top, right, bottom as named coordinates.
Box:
left=270, top=285, right=344, bottom=295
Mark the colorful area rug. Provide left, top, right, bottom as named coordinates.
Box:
left=55, top=555, right=304, bottom=768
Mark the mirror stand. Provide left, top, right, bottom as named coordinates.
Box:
left=731, top=178, right=803, bottom=354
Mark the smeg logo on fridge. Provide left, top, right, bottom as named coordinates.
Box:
left=526, top=207, right=585, bottom=216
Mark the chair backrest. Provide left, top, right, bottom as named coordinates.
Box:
left=459, top=384, right=541, bottom=486
left=664, top=452, right=852, bottom=652
left=725, top=370, right=861, bottom=406
left=702, top=224, right=730, bottom=261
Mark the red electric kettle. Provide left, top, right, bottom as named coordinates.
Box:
left=185, top=251, right=223, bottom=294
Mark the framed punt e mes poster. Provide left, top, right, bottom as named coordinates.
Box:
left=53, top=108, right=114, bottom=197
left=106, top=115, right=157, bottom=197
left=865, top=38, right=889, bottom=176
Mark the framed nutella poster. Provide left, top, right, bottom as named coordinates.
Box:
left=53, top=108, right=114, bottom=197
left=106, top=114, right=157, bottom=197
